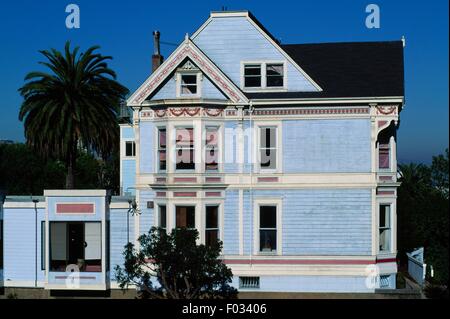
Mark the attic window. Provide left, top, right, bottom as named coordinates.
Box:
left=243, top=62, right=285, bottom=90
left=181, top=75, right=197, bottom=95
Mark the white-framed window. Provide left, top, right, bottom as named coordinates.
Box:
left=125, top=141, right=136, bottom=157
left=379, top=204, right=392, bottom=253
left=205, top=205, right=219, bottom=247
left=205, top=126, right=219, bottom=171
left=176, top=72, right=202, bottom=98
left=158, top=127, right=167, bottom=171
left=242, top=61, right=286, bottom=90
left=259, top=126, right=278, bottom=170
left=259, top=205, right=277, bottom=253
left=254, top=199, right=282, bottom=255
left=175, top=127, right=195, bottom=170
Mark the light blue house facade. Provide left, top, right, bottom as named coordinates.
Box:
left=0, top=11, right=404, bottom=294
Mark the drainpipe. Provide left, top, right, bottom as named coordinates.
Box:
left=32, top=198, right=39, bottom=288
left=249, top=101, right=254, bottom=266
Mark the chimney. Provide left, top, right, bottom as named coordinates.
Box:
left=152, top=31, right=163, bottom=73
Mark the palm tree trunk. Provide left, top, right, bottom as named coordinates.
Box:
left=65, top=141, right=77, bottom=189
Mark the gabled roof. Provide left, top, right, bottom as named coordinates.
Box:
left=127, top=36, right=249, bottom=106
left=247, top=41, right=405, bottom=100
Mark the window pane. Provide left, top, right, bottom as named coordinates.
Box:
left=125, top=141, right=135, bottom=157
left=267, top=76, right=284, bottom=87
left=206, top=128, right=218, bottom=146
left=260, top=230, right=277, bottom=252
left=176, top=206, right=195, bottom=228
left=260, top=127, right=276, bottom=148
left=379, top=229, right=390, bottom=252
left=176, top=128, right=194, bottom=146
left=50, top=222, right=67, bottom=271
left=244, top=65, right=261, bottom=76
left=205, top=147, right=218, bottom=170
left=159, top=129, right=166, bottom=148
left=379, top=144, right=390, bottom=169
left=205, top=230, right=218, bottom=247
left=266, top=64, right=283, bottom=76
left=380, top=205, right=390, bottom=228
left=176, top=149, right=195, bottom=170
left=182, top=85, right=197, bottom=95
left=267, top=64, right=284, bottom=87
left=159, top=205, right=167, bottom=229
left=206, top=206, right=218, bottom=229
left=245, top=76, right=261, bottom=88
left=181, top=75, right=197, bottom=84
left=260, top=206, right=276, bottom=228
left=260, top=149, right=276, bottom=169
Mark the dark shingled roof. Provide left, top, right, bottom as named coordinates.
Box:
left=246, top=41, right=404, bottom=100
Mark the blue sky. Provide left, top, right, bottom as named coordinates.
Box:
left=0, top=0, right=448, bottom=163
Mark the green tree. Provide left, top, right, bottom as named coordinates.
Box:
left=397, top=149, right=449, bottom=295
left=0, top=143, right=120, bottom=195
left=115, top=227, right=238, bottom=299
left=18, top=42, right=129, bottom=189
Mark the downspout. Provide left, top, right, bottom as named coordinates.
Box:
left=33, top=198, right=39, bottom=288
left=249, top=101, right=254, bottom=266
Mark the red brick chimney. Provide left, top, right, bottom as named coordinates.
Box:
left=152, top=31, right=163, bottom=73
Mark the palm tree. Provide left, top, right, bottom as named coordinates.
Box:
left=19, top=42, right=129, bottom=189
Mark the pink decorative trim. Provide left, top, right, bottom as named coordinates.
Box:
left=174, top=177, right=197, bottom=183
left=379, top=176, right=393, bottom=181
left=156, top=177, right=166, bottom=183
left=54, top=276, right=97, bottom=280
left=56, top=203, right=94, bottom=214
left=252, top=108, right=369, bottom=116
left=133, top=46, right=242, bottom=104
left=223, top=258, right=397, bottom=266
left=258, top=177, right=279, bottom=183
left=174, top=192, right=197, bottom=197
left=141, top=111, right=152, bottom=118
left=376, top=106, right=397, bottom=115
left=155, top=109, right=167, bottom=118
left=156, top=192, right=166, bottom=197
left=203, top=108, right=223, bottom=117
left=376, top=258, right=397, bottom=264
left=205, top=177, right=222, bottom=183
left=205, top=192, right=222, bottom=197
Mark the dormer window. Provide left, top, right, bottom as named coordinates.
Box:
left=176, top=60, right=202, bottom=97
left=242, top=62, right=285, bottom=90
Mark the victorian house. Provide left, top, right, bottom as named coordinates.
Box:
left=1, top=11, right=404, bottom=293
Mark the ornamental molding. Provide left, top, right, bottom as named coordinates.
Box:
left=376, top=105, right=398, bottom=116
left=128, top=40, right=248, bottom=105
